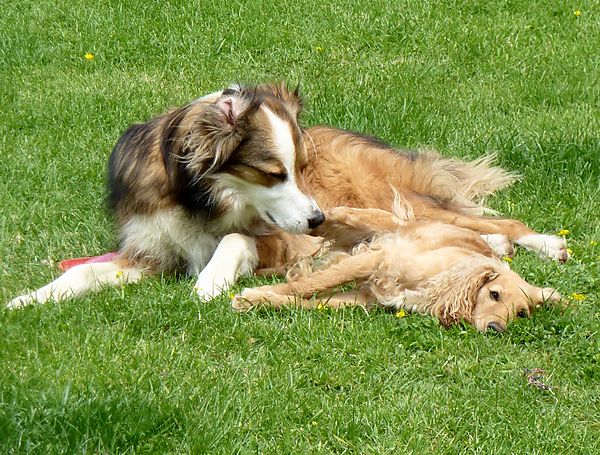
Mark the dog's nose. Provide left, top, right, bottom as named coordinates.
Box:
left=487, top=321, right=505, bottom=333
left=307, top=210, right=325, bottom=229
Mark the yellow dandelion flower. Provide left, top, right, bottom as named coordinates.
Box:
left=503, top=256, right=513, bottom=263
left=316, top=303, right=325, bottom=310
left=574, top=10, right=582, bottom=17
left=315, top=46, right=324, bottom=52
left=115, top=270, right=123, bottom=279
left=567, top=248, right=573, bottom=256
left=84, top=52, right=94, bottom=61
left=570, top=293, right=586, bottom=301
left=395, top=309, right=407, bottom=318
left=228, top=291, right=235, bottom=300
left=557, top=229, right=570, bottom=236
left=590, top=240, right=598, bottom=246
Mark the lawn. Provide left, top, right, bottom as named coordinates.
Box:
left=1, top=0, right=599, bottom=453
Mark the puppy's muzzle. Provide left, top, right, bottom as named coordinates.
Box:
left=487, top=321, right=505, bottom=333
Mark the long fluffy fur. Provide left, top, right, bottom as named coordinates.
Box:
left=393, top=258, right=500, bottom=326
left=301, top=126, right=518, bottom=216
left=237, top=203, right=562, bottom=331
left=394, top=151, right=518, bottom=213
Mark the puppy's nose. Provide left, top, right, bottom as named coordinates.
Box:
left=487, top=321, right=505, bottom=333
left=307, top=210, right=325, bottom=229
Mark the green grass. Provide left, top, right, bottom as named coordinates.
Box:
left=1, top=0, right=599, bottom=452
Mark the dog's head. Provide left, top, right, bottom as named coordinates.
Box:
left=426, top=259, right=561, bottom=332
left=166, top=83, right=323, bottom=233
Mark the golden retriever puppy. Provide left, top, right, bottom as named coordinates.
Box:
left=233, top=207, right=562, bottom=332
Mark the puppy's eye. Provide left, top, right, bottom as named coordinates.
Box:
left=516, top=309, right=528, bottom=318
left=489, top=290, right=500, bottom=301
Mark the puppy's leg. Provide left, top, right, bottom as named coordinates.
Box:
left=513, top=234, right=569, bottom=263
left=194, top=233, right=259, bottom=301
left=424, top=209, right=568, bottom=262
left=480, top=234, right=514, bottom=258
left=7, top=259, right=144, bottom=309
left=257, top=250, right=382, bottom=298
left=232, top=289, right=375, bottom=311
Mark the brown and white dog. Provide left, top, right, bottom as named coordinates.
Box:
left=233, top=205, right=563, bottom=332
left=8, top=83, right=324, bottom=308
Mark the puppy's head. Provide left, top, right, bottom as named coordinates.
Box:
left=472, top=268, right=561, bottom=332
left=178, top=83, right=323, bottom=233
left=426, top=259, right=560, bottom=332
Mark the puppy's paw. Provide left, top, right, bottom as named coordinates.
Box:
left=231, top=288, right=281, bottom=311
left=231, top=291, right=254, bottom=312
left=516, top=234, right=569, bottom=263
left=481, top=234, right=514, bottom=258
left=541, top=287, right=565, bottom=306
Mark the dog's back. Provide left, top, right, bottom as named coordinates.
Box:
left=303, top=126, right=516, bottom=214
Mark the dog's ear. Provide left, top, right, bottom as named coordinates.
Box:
left=184, top=90, right=259, bottom=176
left=215, top=89, right=252, bottom=128
left=274, top=82, right=303, bottom=118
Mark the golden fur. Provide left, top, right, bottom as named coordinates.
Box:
left=250, top=125, right=570, bottom=278
left=295, top=126, right=568, bottom=262
left=234, top=207, right=562, bottom=332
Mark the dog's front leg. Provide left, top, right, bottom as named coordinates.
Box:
left=194, top=233, right=259, bottom=301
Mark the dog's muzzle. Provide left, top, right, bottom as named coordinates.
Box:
left=307, top=210, right=325, bottom=229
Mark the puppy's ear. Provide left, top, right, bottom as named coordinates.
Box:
left=425, top=261, right=500, bottom=327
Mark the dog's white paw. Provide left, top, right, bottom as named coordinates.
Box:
left=516, top=234, right=569, bottom=263
left=194, top=280, right=225, bottom=301
left=194, top=271, right=232, bottom=301
left=481, top=234, right=514, bottom=258
left=6, top=294, right=35, bottom=310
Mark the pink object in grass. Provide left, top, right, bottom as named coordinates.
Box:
left=58, top=252, right=120, bottom=272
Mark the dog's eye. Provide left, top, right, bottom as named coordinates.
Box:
left=516, top=309, right=528, bottom=318
left=489, top=290, right=500, bottom=301
left=267, top=170, right=287, bottom=181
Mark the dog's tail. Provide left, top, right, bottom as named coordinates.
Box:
left=399, top=151, right=518, bottom=214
